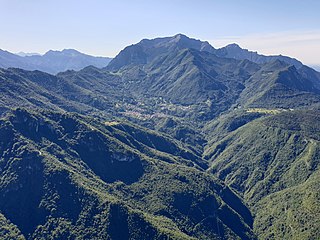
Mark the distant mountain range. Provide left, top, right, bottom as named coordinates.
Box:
left=107, top=34, right=307, bottom=71
left=1, top=34, right=318, bottom=75
left=214, top=42, right=303, bottom=68
left=0, top=49, right=112, bottom=74
left=0, top=34, right=320, bottom=239
left=15, top=52, right=41, bottom=57
left=311, top=64, right=320, bottom=71
left=105, top=34, right=320, bottom=110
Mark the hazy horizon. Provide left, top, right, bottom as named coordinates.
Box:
left=1, top=0, right=319, bottom=65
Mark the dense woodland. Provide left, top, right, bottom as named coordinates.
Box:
left=0, top=34, right=320, bottom=239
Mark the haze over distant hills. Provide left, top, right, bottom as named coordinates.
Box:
left=214, top=42, right=303, bottom=69
left=1, top=34, right=318, bottom=75
left=107, top=33, right=309, bottom=71
left=0, top=34, right=320, bottom=239
left=16, top=52, right=41, bottom=57
left=0, top=48, right=112, bottom=74
left=311, top=65, right=320, bottom=71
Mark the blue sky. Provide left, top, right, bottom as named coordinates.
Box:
left=0, top=0, right=319, bottom=65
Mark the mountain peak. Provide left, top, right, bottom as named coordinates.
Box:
left=216, top=43, right=302, bottom=68
left=0, top=48, right=111, bottom=74
left=16, top=52, right=41, bottom=57
left=62, top=49, right=81, bottom=54
left=44, top=49, right=82, bottom=57
left=172, top=33, right=189, bottom=41
left=107, top=34, right=215, bottom=71
left=225, top=43, right=242, bottom=50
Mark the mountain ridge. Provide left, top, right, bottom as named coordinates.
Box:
left=215, top=43, right=303, bottom=68
left=0, top=48, right=112, bottom=74
left=1, top=34, right=320, bottom=239
left=107, top=34, right=316, bottom=73
left=1, top=34, right=319, bottom=74
left=0, top=108, right=256, bottom=239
